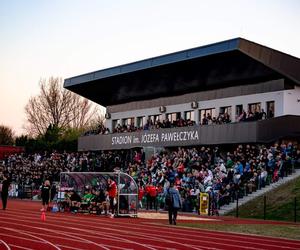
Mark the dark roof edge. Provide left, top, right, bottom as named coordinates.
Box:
left=64, top=37, right=240, bottom=87
left=237, top=38, right=300, bottom=85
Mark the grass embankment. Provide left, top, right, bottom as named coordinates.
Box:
left=179, top=175, right=300, bottom=240
left=178, top=223, right=300, bottom=240
left=227, top=175, right=300, bottom=222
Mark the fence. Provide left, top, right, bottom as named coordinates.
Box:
left=9, top=184, right=33, bottom=199
left=233, top=194, right=299, bottom=223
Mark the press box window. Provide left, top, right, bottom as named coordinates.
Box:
left=122, top=117, right=134, bottom=126
left=199, top=108, right=216, bottom=124
left=166, top=112, right=181, bottom=122
left=137, top=116, right=145, bottom=128
left=248, top=103, right=261, bottom=113
left=267, top=101, right=275, bottom=118
left=220, top=106, right=232, bottom=116
left=184, top=111, right=195, bottom=121
left=149, top=114, right=162, bottom=123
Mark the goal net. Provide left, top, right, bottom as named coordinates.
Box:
left=59, top=171, right=138, bottom=217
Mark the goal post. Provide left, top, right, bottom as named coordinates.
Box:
left=59, top=171, right=138, bottom=217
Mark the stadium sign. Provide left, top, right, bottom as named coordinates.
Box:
left=78, top=119, right=273, bottom=151
left=111, top=129, right=199, bottom=146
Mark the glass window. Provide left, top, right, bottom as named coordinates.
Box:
left=166, top=112, right=181, bottom=122
left=248, top=103, right=261, bottom=114
left=220, top=106, right=232, bottom=116
left=122, top=117, right=134, bottom=126
left=149, top=114, right=162, bottom=123
left=112, top=119, right=119, bottom=129
left=185, top=111, right=195, bottom=121
left=137, top=116, right=144, bottom=128
left=199, top=108, right=216, bottom=124
left=266, top=101, right=275, bottom=118
left=236, top=105, right=243, bottom=117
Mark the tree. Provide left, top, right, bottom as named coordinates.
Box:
left=0, top=125, right=14, bottom=145
left=25, top=77, right=99, bottom=136
left=15, top=135, right=28, bottom=147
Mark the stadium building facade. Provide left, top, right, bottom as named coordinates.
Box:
left=64, top=38, right=300, bottom=151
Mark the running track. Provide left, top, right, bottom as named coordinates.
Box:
left=0, top=200, right=299, bottom=250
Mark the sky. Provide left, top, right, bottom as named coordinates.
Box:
left=0, top=0, right=300, bottom=136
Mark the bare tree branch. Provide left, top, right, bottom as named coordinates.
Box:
left=24, top=77, right=101, bottom=136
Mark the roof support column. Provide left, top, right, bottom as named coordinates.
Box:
left=231, top=105, right=236, bottom=122
left=194, top=109, right=199, bottom=125
left=105, top=119, right=112, bottom=133
left=180, top=111, right=185, bottom=120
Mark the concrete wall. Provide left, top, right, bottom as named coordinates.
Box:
left=81, top=115, right=300, bottom=151
left=283, top=86, right=300, bottom=116
left=105, top=90, right=285, bottom=131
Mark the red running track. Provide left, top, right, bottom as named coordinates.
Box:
left=0, top=200, right=299, bottom=250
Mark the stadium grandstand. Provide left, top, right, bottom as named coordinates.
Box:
left=1, top=38, right=300, bottom=217
left=64, top=37, right=300, bottom=152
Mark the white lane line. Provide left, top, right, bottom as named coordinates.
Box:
left=0, top=240, right=11, bottom=250
left=1, top=213, right=293, bottom=249
left=0, top=216, right=155, bottom=250
left=55, top=244, right=86, bottom=250
left=29, top=230, right=111, bottom=250
left=8, top=245, right=33, bottom=250
left=102, top=245, right=134, bottom=250
left=0, top=217, right=220, bottom=250
left=1, top=213, right=201, bottom=250
left=1, top=220, right=111, bottom=250
left=0, top=233, right=41, bottom=243
left=0, top=227, right=61, bottom=250
left=0, top=213, right=267, bottom=250
left=0, top=212, right=220, bottom=249
left=64, top=226, right=158, bottom=250
left=7, top=208, right=300, bottom=248
left=0, top=215, right=286, bottom=249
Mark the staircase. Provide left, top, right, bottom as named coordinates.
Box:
left=218, top=169, right=300, bottom=216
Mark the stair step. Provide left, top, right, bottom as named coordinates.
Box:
left=218, top=169, right=300, bottom=215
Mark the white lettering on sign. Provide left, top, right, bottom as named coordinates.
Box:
left=112, top=135, right=132, bottom=145
left=111, top=130, right=199, bottom=146
left=161, top=131, right=199, bottom=142
left=141, top=133, right=159, bottom=143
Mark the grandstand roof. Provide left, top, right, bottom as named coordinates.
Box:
left=64, top=38, right=300, bottom=107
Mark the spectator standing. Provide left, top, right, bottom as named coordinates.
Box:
left=107, top=177, right=117, bottom=217
left=1, top=175, right=10, bottom=210
left=164, top=181, right=182, bottom=225
left=41, top=180, right=51, bottom=211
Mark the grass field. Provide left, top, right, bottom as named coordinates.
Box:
left=228, top=175, right=300, bottom=222
left=179, top=223, right=300, bottom=240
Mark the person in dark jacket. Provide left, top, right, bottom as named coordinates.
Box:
left=40, top=180, right=51, bottom=211
left=1, top=175, right=10, bottom=210
left=164, top=181, right=182, bottom=225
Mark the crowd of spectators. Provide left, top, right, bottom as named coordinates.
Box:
left=84, top=108, right=273, bottom=136
left=237, top=108, right=273, bottom=122
left=113, top=118, right=196, bottom=133
left=83, top=123, right=110, bottom=136
left=201, top=113, right=231, bottom=125
left=1, top=141, right=299, bottom=214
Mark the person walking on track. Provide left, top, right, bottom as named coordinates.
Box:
left=164, top=181, right=182, bottom=225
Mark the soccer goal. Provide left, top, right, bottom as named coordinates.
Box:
left=58, top=171, right=138, bottom=217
